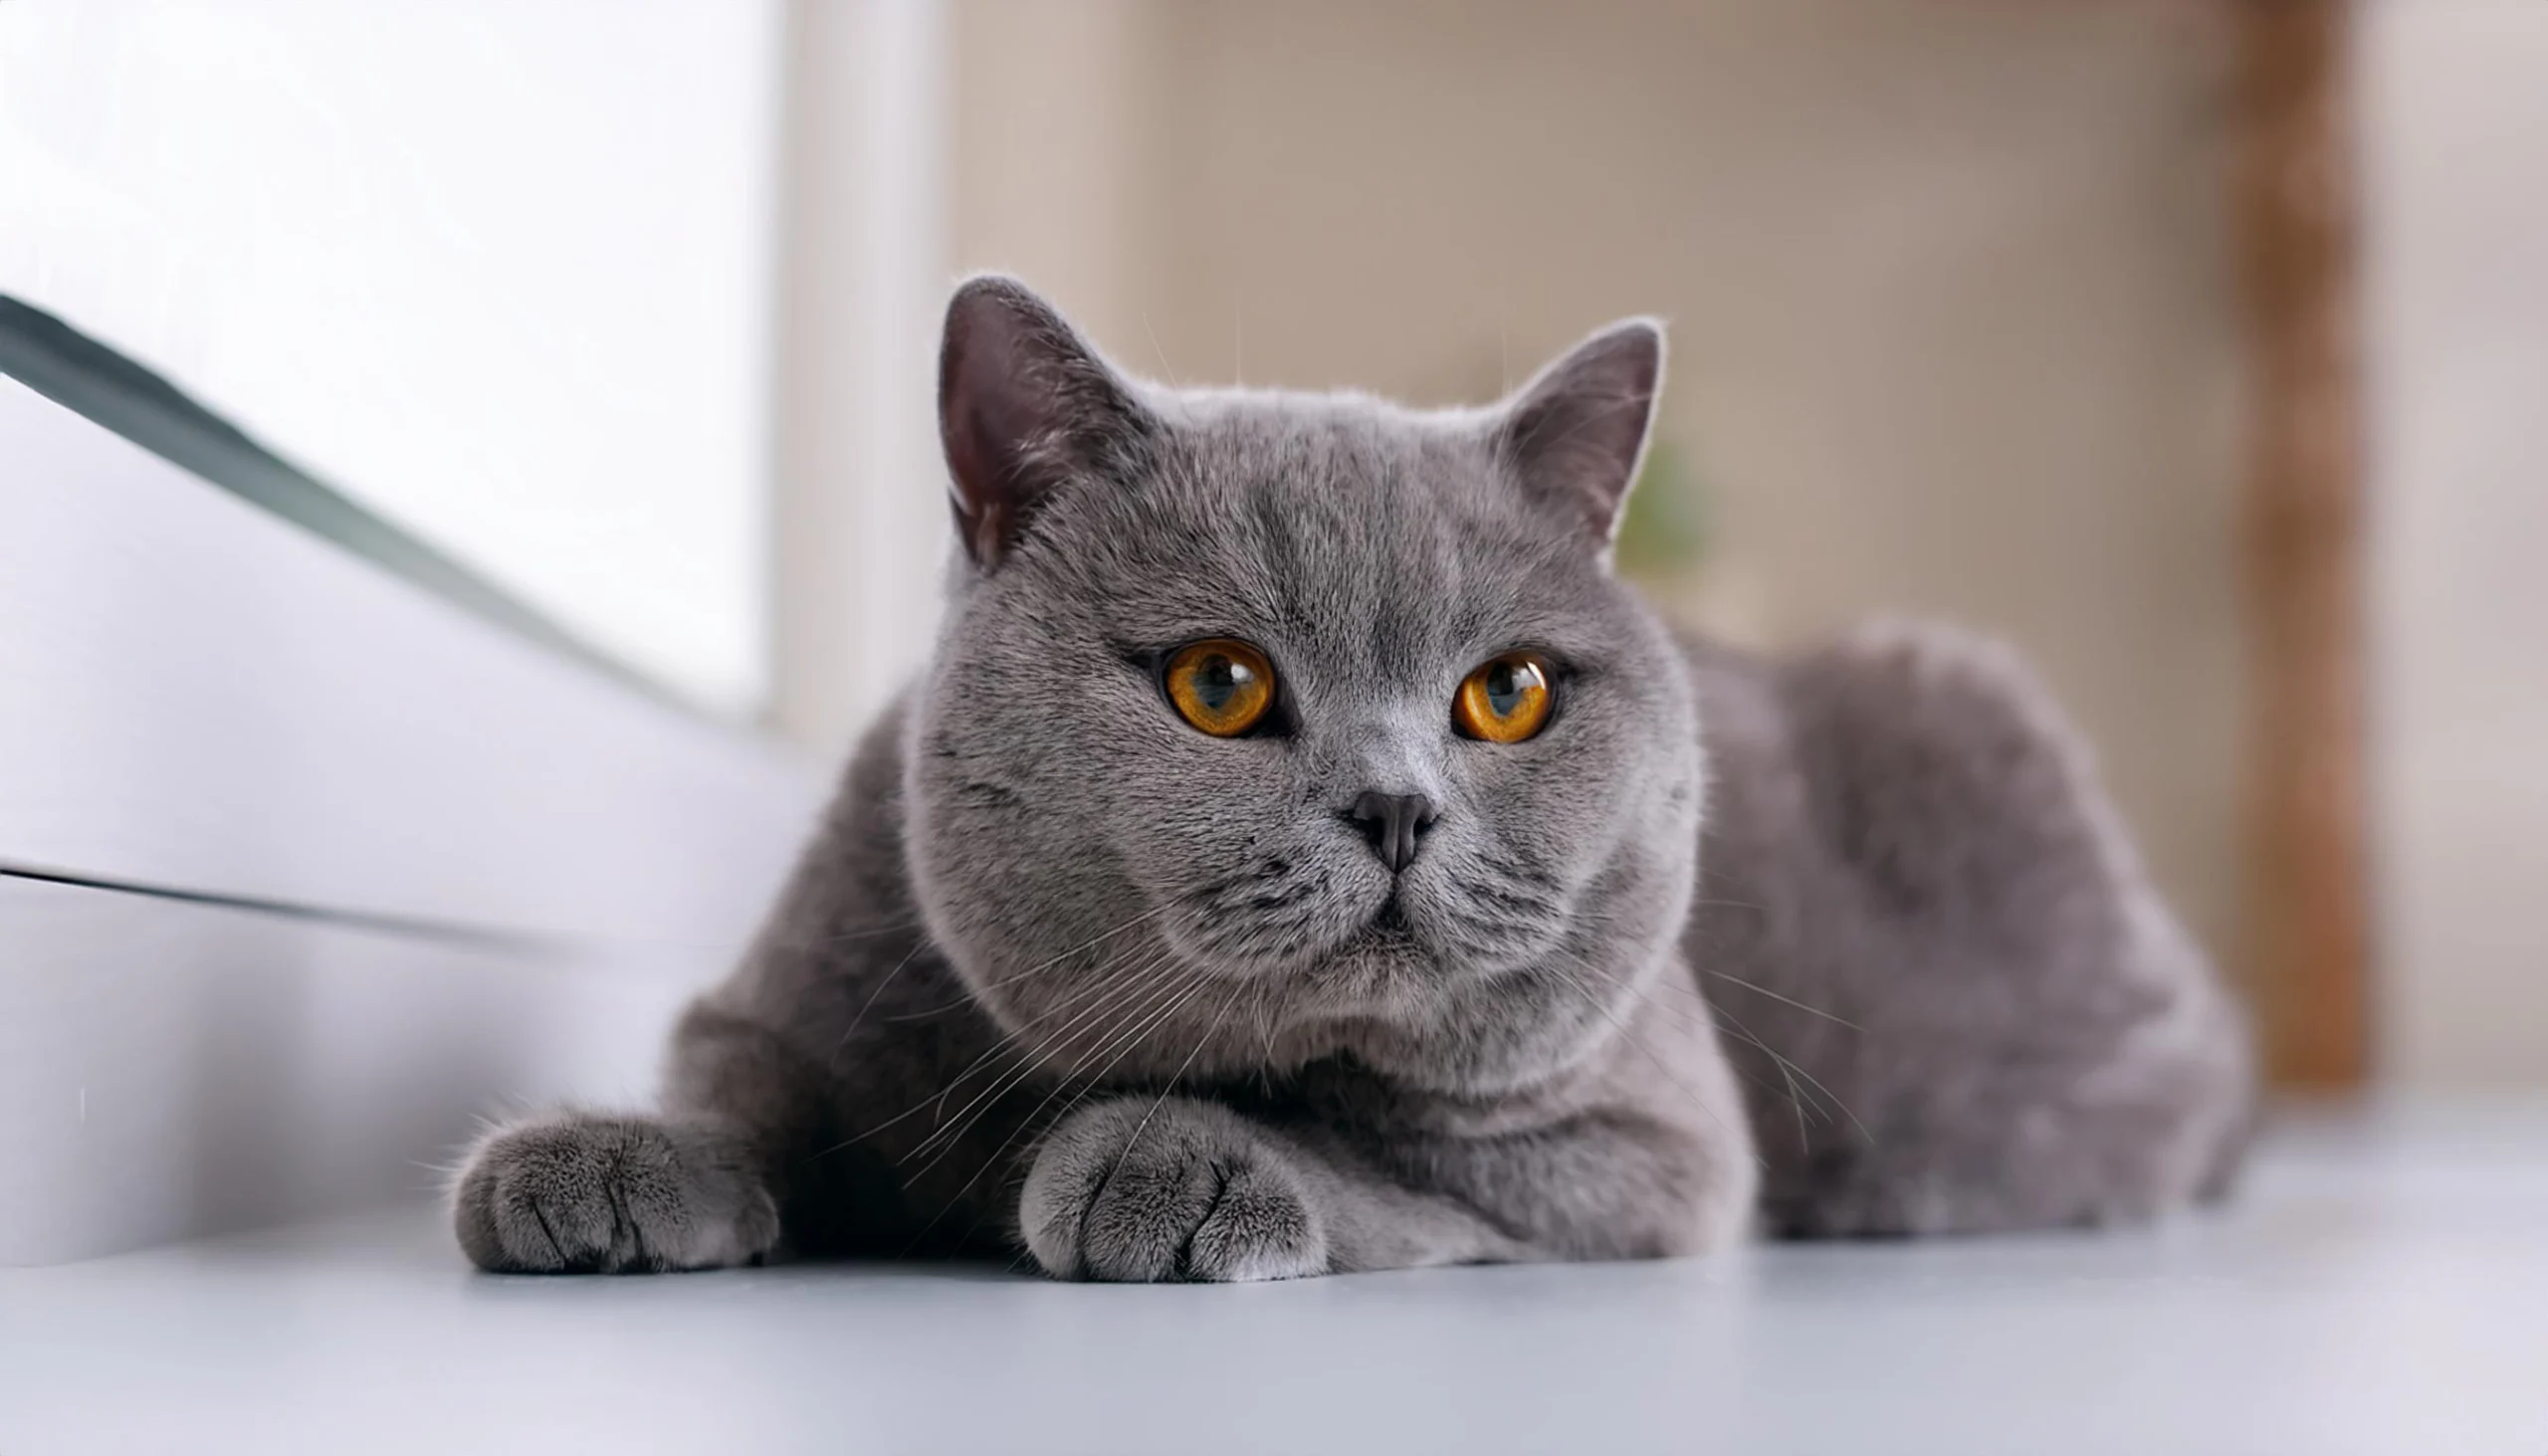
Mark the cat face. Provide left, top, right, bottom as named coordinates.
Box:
left=906, top=279, right=1703, bottom=1094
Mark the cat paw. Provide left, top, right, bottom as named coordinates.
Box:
left=451, top=1112, right=779, bottom=1274
left=1018, top=1097, right=1329, bottom=1282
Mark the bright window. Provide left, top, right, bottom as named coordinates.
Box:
left=0, top=0, right=783, bottom=715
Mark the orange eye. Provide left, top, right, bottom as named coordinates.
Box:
left=1454, top=652, right=1555, bottom=743
left=1164, top=639, right=1277, bottom=737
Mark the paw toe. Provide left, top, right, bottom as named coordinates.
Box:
left=1183, top=1160, right=1323, bottom=1282
left=1078, top=1148, right=1217, bottom=1282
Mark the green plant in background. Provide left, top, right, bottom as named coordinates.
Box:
left=1612, top=435, right=1710, bottom=582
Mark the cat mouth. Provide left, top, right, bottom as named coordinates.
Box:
left=1369, top=894, right=1410, bottom=935
left=1305, top=889, right=1430, bottom=968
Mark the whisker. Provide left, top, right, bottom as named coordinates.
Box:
left=1530, top=954, right=1762, bottom=1171
left=905, top=947, right=1184, bottom=1159
left=882, top=904, right=1177, bottom=1022
left=901, top=970, right=1231, bottom=1253
left=900, top=946, right=1178, bottom=1165
left=829, top=936, right=935, bottom=1070
left=932, top=944, right=1172, bottom=1115
left=812, top=941, right=1170, bottom=1162
left=1706, top=969, right=1863, bottom=1030
left=1712, top=1002, right=1873, bottom=1148
left=796, top=913, right=931, bottom=949
left=1092, top=977, right=1253, bottom=1198
left=1709, top=1009, right=1816, bottom=1153
left=903, top=960, right=1209, bottom=1188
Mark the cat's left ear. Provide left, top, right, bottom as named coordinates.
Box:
left=939, top=274, right=1156, bottom=571
left=1492, top=318, right=1666, bottom=556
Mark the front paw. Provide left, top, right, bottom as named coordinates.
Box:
left=1018, top=1097, right=1329, bottom=1282
left=452, top=1112, right=778, bottom=1274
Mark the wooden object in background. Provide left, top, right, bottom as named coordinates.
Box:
left=2232, top=0, right=2369, bottom=1089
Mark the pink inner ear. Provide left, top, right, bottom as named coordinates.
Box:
left=940, top=344, right=1025, bottom=567
left=937, top=284, right=1062, bottom=569
left=936, top=276, right=1151, bottom=571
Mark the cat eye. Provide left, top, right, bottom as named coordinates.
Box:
left=1163, top=638, right=1278, bottom=737
left=1453, top=652, right=1555, bottom=743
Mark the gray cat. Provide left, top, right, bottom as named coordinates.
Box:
left=452, top=277, right=2251, bottom=1280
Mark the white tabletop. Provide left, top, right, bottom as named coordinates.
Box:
left=4, top=1101, right=2542, bottom=1455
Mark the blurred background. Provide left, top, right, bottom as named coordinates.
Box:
left=867, top=0, right=2548, bottom=1098
left=929, top=0, right=2546, bottom=1098
left=4, top=0, right=2542, bottom=1188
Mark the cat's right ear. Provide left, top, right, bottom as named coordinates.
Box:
left=938, top=275, right=1154, bottom=571
left=1491, top=317, right=1666, bottom=559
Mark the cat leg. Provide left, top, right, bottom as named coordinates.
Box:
left=1725, top=619, right=2254, bottom=1235
left=451, top=1000, right=821, bottom=1274
left=1761, top=958, right=2253, bottom=1237
left=1761, top=1082, right=2244, bottom=1237
left=1016, top=1096, right=1518, bottom=1281
left=1016, top=1085, right=1752, bottom=1281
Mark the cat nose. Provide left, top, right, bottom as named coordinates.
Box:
left=1349, top=790, right=1437, bottom=874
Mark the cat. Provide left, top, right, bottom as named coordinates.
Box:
left=451, top=276, right=2252, bottom=1279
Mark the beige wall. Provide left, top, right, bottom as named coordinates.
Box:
left=952, top=0, right=2250, bottom=978
left=2361, top=0, right=2548, bottom=1086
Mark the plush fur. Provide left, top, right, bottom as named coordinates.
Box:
left=452, top=278, right=2251, bottom=1280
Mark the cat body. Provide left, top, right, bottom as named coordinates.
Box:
left=453, top=279, right=2249, bottom=1279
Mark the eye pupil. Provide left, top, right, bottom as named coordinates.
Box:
left=1164, top=639, right=1277, bottom=737
left=1194, top=655, right=1242, bottom=711
left=1454, top=652, right=1554, bottom=743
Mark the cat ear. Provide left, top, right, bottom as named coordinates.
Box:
left=938, top=274, right=1155, bottom=571
left=1493, top=318, right=1666, bottom=553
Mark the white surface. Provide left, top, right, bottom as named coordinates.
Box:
left=1, top=1106, right=2540, bottom=1455
left=2360, top=0, right=2548, bottom=1085
left=0, top=876, right=695, bottom=1266
left=0, top=377, right=820, bottom=944
left=0, top=0, right=781, bottom=713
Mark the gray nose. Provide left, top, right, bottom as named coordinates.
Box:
left=1350, top=790, right=1437, bottom=874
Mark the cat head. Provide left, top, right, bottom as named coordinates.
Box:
left=905, top=277, right=1703, bottom=1095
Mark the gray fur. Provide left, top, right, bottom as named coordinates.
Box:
left=452, top=277, right=2250, bottom=1280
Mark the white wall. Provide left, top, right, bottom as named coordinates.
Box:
left=0, top=876, right=696, bottom=1267
left=2360, top=0, right=2548, bottom=1086
left=1, top=383, right=822, bottom=1264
